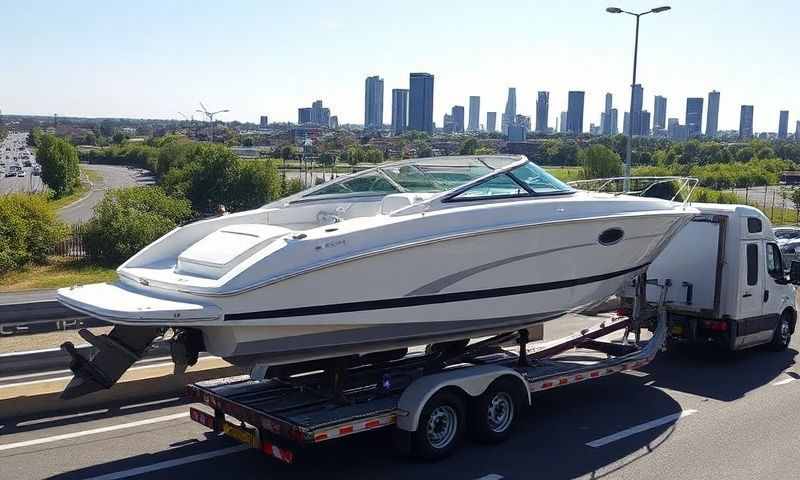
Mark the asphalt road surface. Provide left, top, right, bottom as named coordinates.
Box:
left=0, top=132, right=44, bottom=195
left=1, top=315, right=799, bottom=480
left=58, top=164, right=155, bottom=224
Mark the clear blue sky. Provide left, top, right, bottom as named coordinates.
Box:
left=1, top=0, right=797, bottom=133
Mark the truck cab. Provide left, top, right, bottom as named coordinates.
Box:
left=637, top=204, right=796, bottom=351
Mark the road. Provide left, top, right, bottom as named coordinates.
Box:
left=0, top=132, right=45, bottom=195
left=733, top=185, right=797, bottom=217
left=1, top=315, right=798, bottom=480
left=58, top=164, right=155, bottom=224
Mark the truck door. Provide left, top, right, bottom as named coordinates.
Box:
left=738, top=242, right=764, bottom=321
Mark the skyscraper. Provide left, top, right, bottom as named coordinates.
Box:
left=602, top=93, right=613, bottom=135
left=706, top=91, right=720, bottom=137
left=452, top=105, right=465, bottom=133
left=408, top=73, right=434, bottom=134
left=559, top=111, right=567, bottom=133
left=609, top=108, right=619, bottom=135
left=486, top=112, right=497, bottom=132
left=310, top=100, right=330, bottom=126
left=778, top=110, right=789, bottom=139
left=502, top=88, right=517, bottom=134
left=467, top=96, right=480, bottom=132
left=739, top=105, right=754, bottom=139
left=653, top=96, right=667, bottom=131
left=536, top=91, right=549, bottom=134
left=260, top=116, right=269, bottom=129
left=391, top=88, right=408, bottom=135
left=298, top=107, right=311, bottom=124
left=630, top=84, right=643, bottom=136
left=685, top=98, right=704, bottom=137
left=566, top=91, right=585, bottom=134
left=364, top=76, right=384, bottom=129
left=796, top=120, right=800, bottom=140
left=641, top=110, right=651, bottom=136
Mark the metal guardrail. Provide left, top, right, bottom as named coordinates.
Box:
left=0, top=300, right=107, bottom=335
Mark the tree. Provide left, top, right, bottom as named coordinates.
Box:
left=0, top=194, right=67, bottom=274
left=459, top=138, right=478, bottom=155
left=36, top=134, right=81, bottom=198
left=241, top=136, right=255, bottom=147
left=27, top=127, right=43, bottom=147
left=414, top=141, right=433, bottom=158
left=112, top=132, right=127, bottom=144
left=579, top=144, right=623, bottom=179
left=475, top=146, right=497, bottom=155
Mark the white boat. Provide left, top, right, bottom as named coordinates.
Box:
left=57, top=155, right=697, bottom=398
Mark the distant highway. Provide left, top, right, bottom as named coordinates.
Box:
left=58, top=164, right=155, bottom=224
left=0, top=132, right=44, bottom=195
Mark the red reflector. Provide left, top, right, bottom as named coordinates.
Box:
left=365, top=420, right=381, bottom=429
left=339, top=426, right=354, bottom=435
left=315, top=433, right=328, bottom=442
left=262, top=442, right=294, bottom=464
left=541, top=382, right=553, bottom=388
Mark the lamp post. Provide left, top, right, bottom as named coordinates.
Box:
left=606, top=5, right=670, bottom=192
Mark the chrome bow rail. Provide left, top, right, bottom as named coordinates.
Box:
left=568, top=176, right=699, bottom=206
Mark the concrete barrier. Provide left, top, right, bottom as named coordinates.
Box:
left=0, top=357, right=242, bottom=420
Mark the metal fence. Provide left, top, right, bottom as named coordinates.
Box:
left=52, top=223, right=88, bottom=257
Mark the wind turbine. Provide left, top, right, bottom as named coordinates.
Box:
left=196, top=102, right=230, bottom=143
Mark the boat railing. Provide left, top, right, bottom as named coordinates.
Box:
left=568, top=176, right=699, bottom=206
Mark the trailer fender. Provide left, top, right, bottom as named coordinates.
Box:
left=396, top=364, right=530, bottom=432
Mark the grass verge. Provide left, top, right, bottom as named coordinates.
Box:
left=0, top=257, right=117, bottom=292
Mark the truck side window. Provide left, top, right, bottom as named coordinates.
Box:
left=766, top=243, right=783, bottom=278
left=746, top=243, right=758, bottom=285
left=747, top=217, right=762, bottom=233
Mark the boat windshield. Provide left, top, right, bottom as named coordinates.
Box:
left=303, top=157, right=519, bottom=198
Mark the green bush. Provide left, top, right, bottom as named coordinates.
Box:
left=0, top=194, right=67, bottom=275
left=580, top=144, right=623, bottom=179
left=84, top=187, right=192, bottom=265
left=37, top=134, right=81, bottom=198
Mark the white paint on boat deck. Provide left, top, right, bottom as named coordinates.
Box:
left=586, top=410, right=697, bottom=448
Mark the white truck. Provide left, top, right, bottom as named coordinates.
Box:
left=630, top=203, right=799, bottom=351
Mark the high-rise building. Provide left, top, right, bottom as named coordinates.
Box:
left=641, top=110, right=651, bottom=136
left=329, top=116, right=338, bottom=129
left=452, top=105, right=465, bottom=133
left=796, top=120, right=800, bottom=140
left=515, top=114, right=531, bottom=132
left=778, top=110, right=789, bottom=139
left=566, top=91, right=585, bottom=134
left=508, top=124, right=527, bottom=142
left=259, top=115, right=269, bottom=129
left=739, top=105, right=754, bottom=138
left=685, top=98, right=704, bottom=137
left=298, top=107, right=312, bottom=124
left=391, top=88, right=408, bottom=135
left=468, top=96, right=480, bottom=132
left=442, top=113, right=454, bottom=133
left=653, top=96, right=667, bottom=131
left=601, top=93, right=613, bottom=135
left=706, top=90, right=720, bottom=137
left=501, top=88, right=517, bottom=134
left=408, top=73, right=434, bottom=134
left=364, top=76, right=384, bottom=129
left=535, top=91, right=549, bottom=134
left=486, top=112, right=497, bottom=132
left=630, top=84, right=643, bottom=135
left=609, top=108, right=618, bottom=135
left=309, top=100, right=330, bottom=126
left=559, top=111, right=567, bottom=133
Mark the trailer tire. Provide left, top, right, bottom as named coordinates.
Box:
left=469, top=378, right=523, bottom=444
left=411, top=390, right=465, bottom=460
left=768, top=311, right=792, bottom=351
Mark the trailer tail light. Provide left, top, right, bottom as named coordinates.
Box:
left=190, top=407, right=216, bottom=429
left=262, top=441, right=294, bottom=464
left=702, top=320, right=728, bottom=332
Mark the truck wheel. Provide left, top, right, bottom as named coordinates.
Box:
left=768, top=312, right=792, bottom=351
left=412, top=390, right=465, bottom=460
left=469, top=378, right=523, bottom=444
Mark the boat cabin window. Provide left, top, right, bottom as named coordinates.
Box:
left=508, top=162, right=574, bottom=194
left=306, top=172, right=399, bottom=197
left=451, top=174, right=528, bottom=199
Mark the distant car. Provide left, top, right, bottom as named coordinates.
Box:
left=4, top=170, right=15, bottom=177
left=774, top=226, right=800, bottom=245
left=18, top=171, right=26, bottom=177
left=781, top=239, right=800, bottom=270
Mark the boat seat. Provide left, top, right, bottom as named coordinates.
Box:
left=380, top=193, right=435, bottom=215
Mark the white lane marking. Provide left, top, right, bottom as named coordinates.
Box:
left=0, top=412, right=188, bottom=451
left=81, top=445, right=249, bottom=480
left=772, top=378, right=795, bottom=386
left=586, top=410, right=697, bottom=448
left=473, top=475, right=504, bottom=480
left=119, top=397, right=181, bottom=410
left=0, top=358, right=177, bottom=389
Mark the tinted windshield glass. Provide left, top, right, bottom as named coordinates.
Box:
left=509, top=162, right=573, bottom=194
left=453, top=174, right=527, bottom=199
left=307, top=172, right=399, bottom=196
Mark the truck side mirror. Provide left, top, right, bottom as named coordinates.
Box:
left=790, top=261, right=800, bottom=285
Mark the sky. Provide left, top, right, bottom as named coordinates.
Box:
left=1, top=0, right=798, bottom=133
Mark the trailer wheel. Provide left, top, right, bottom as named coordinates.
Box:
left=768, top=312, right=792, bottom=351
left=469, top=378, right=523, bottom=444
left=412, top=390, right=465, bottom=460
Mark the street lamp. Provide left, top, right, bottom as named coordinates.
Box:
left=606, top=5, right=671, bottom=192
left=196, top=102, right=230, bottom=143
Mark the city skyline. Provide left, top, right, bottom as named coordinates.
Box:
left=1, top=1, right=798, bottom=132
